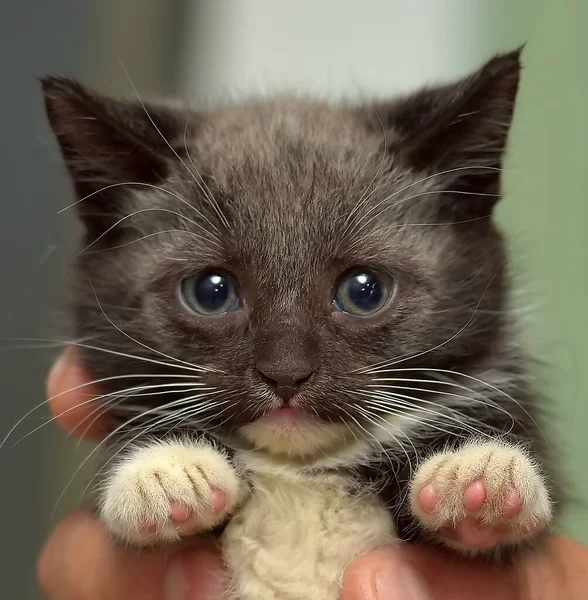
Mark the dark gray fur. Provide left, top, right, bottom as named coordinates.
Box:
left=41, top=49, right=560, bottom=554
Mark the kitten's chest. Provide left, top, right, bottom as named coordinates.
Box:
left=222, top=461, right=396, bottom=600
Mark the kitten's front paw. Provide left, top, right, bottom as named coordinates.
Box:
left=409, top=442, right=551, bottom=553
left=99, top=441, right=243, bottom=546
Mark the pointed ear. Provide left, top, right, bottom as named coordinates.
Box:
left=375, top=49, right=522, bottom=216
left=41, top=77, right=183, bottom=233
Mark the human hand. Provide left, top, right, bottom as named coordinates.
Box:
left=38, top=349, right=588, bottom=599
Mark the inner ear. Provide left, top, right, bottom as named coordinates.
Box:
left=41, top=76, right=188, bottom=235
left=367, top=49, right=522, bottom=215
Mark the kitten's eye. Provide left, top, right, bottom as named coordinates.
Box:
left=334, top=269, right=392, bottom=316
left=181, top=272, right=240, bottom=316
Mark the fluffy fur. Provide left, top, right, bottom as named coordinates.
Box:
left=42, top=48, right=560, bottom=599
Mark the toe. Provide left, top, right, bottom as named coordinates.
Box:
left=142, top=520, right=158, bottom=534
left=502, top=489, right=522, bottom=519
left=418, top=483, right=437, bottom=514
left=449, top=518, right=505, bottom=548
left=170, top=502, right=191, bottom=523
left=463, top=480, right=486, bottom=512
left=211, top=488, right=227, bottom=514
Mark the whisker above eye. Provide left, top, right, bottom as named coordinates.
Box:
left=80, top=229, right=214, bottom=255
left=79, top=207, right=221, bottom=255
left=339, top=109, right=390, bottom=241
left=343, top=164, right=521, bottom=245
left=58, top=180, right=223, bottom=241
left=182, top=120, right=231, bottom=231
left=119, top=59, right=230, bottom=231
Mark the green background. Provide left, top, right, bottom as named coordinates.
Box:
left=492, top=1, right=588, bottom=539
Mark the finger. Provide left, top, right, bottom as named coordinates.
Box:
left=520, top=536, right=588, bottom=600
left=46, top=347, right=113, bottom=441
left=37, top=509, right=226, bottom=600
left=341, top=543, right=520, bottom=600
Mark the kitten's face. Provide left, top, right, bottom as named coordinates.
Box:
left=43, top=52, right=520, bottom=458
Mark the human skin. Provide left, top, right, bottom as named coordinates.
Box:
left=37, top=349, right=588, bottom=600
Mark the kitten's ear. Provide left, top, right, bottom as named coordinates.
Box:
left=41, top=77, right=182, bottom=232
left=377, top=49, right=522, bottom=215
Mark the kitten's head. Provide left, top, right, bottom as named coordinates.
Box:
left=42, top=51, right=521, bottom=460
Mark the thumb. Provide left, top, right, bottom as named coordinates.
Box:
left=340, top=544, right=519, bottom=600
left=38, top=510, right=226, bottom=600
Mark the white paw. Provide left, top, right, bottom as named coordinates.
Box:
left=99, top=440, right=243, bottom=546
left=409, top=441, right=552, bottom=552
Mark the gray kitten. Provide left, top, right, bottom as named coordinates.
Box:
left=42, top=49, right=558, bottom=599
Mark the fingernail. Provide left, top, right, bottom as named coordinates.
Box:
left=374, top=562, right=431, bottom=600
left=165, top=546, right=224, bottom=600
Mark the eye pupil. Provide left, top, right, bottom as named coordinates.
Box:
left=347, top=273, right=382, bottom=310
left=334, top=269, right=391, bottom=315
left=181, top=271, right=239, bottom=315
left=196, top=274, right=229, bottom=310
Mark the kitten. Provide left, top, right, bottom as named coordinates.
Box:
left=42, top=49, right=557, bottom=599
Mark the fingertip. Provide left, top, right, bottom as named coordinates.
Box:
left=46, top=347, right=111, bottom=441
left=341, top=543, right=521, bottom=600
left=165, top=544, right=225, bottom=600
left=46, top=347, right=74, bottom=400
left=37, top=509, right=102, bottom=599
left=341, top=546, right=414, bottom=600
left=38, top=509, right=226, bottom=600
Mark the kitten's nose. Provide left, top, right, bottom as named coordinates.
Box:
left=256, top=361, right=313, bottom=402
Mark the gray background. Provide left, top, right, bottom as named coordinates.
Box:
left=0, top=1, right=181, bottom=596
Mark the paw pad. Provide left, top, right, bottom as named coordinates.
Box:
left=100, top=442, right=241, bottom=545
left=410, top=442, right=551, bottom=551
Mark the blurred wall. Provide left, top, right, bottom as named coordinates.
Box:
left=179, top=0, right=492, bottom=99
left=0, top=4, right=92, bottom=597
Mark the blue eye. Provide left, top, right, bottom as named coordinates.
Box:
left=181, top=272, right=240, bottom=315
left=334, top=269, right=392, bottom=316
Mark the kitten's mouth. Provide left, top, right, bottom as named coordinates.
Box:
left=239, top=405, right=352, bottom=459
left=257, top=405, right=317, bottom=426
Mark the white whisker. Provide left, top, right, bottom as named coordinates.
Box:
left=80, top=208, right=220, bottom=254
left=0, top=371, right=205, bottom=449
left=15, top=383, right=212, bottom=446
left=353, top=404, right=416, bottom=480
left=90, top=285, right=219, bottom=375
left=356, top=275, right=495, bottom=374
left=367, top=382, right=516, bottom=428
left=118, top=59, right=230, bottom=230
left=52, top=391, right=227, bottom=515
left=81, top=229, right=211, bottom=254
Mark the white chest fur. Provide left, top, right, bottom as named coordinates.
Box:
left=222, top=460, right=397, bottom=600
